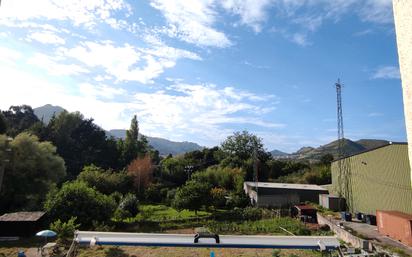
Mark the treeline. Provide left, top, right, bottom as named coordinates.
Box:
left=0, top=105, right=332, bottom=231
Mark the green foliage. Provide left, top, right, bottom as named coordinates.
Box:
left=0, top=113, right=6, bottom=134
left=207, top=218, right=311, bottom=235
left=44, top=181, right=116, bottom=228
left=220, top=131, right=271, bottom=170
left=0, top=133, right=66, bottom=211
left=117, top=193, right=140, bottom=218
left=275, top=164, right=331, bottom=185
left=104, top=247, right=128, bottom=257
left=320, top=153, right=334, bottom=165
left=134, top=204, right=210, bottom=222
left=191, top=166, right=244, bottom=191
left=144, top=183, right=167, bottom=203
left=173, top=180, right=211, bottom=213
left=45, top=111, right=120, bottom=178
left=50, top=217, right=80, bottom=244
left=210, top=187, right=227, bottom=208
left=160, top=156, right=189, bottom=185
left=1, top=105, right=39, bottom=137
left=272, top=249, right=282, bottom=257
left=226, top=191, right=250, bottom=209
left=77, top=165, right=133, bottom=195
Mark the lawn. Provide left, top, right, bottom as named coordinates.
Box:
left=119, top=204, right=211, bottom=223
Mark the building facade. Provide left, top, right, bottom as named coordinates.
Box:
left=331, top=143, right=412, bottom=215
left=393, top=0, right=412, bottom=187
left=244, top=182, right=328, bottom=208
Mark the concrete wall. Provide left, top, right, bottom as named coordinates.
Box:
left=317, top=213, right=371, bottom=250
left=393, top=0, right=412, bottom=187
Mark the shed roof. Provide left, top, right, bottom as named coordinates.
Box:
left=0, top=212, right=45, bottom=222
left=244, top=182, right=328, bottom=191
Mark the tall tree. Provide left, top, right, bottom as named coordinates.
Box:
left=46, top=111, right=120, bottom=177
left=123, top=115, right=139, bottom=165
left=2, top=105, right=39, bottom=137
left=127, top=155, right=154, bottom=194
left=0, top=133, right=66, bottom=212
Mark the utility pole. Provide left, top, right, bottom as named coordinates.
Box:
left=253, top=148, right=259, bottom=207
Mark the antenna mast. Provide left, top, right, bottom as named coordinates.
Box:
left=336, top=79, right=352, bottom=212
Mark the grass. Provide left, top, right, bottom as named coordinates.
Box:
left=207, top=217, right=333, bottom=236
left=77, top=246, right=327, bottom=257
left=118, top=204, right=211, bottom=223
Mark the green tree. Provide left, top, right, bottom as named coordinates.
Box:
left=0, top=113, right=6, bottom=134
left=173, top=180, right=211, bottom=214
left=320, top=153, right=334, bottom=165
left=77, top=165, right=133, bottom=195
left=160, top=156, right=188, bottom=185
left=221, top=131, right=271, bottom=179
left=46, top=111, right=121, bottom=177
left=122, top=115, right=139, bottom=165
left=116, top=193, right=140, bottom=218
left=0, top=133, right=66, bottom=212
left=50, top=217, right=80, bottom=244
left=2, top=105, right=39, bottom=137
left=44, top=181, right=116, bottom=228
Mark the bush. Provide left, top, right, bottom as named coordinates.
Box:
left=242, top=207, right=262, bottom=221
left=44, top=181, right=116, bottom=228
left=116, top=193, right=139, bottom=218
left=173, top=180, right=211, bottom=213
left=210, top=187, right=227, bottom=209
left=77, top=165, right=133, bottom=195
left=50, top=217, right=80, bottom=244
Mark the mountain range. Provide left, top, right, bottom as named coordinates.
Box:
left=33, top=104, right=392, bottom=159
left=33, top=104, right=203, bottom=156
left=270, top=138, right=390, bottom=161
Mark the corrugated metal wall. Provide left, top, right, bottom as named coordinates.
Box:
left=331, top=144, right=412, bottom=215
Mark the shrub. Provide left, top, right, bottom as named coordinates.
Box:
left=116, top=193, right=139, bottom=218
left=50, top=217, right=80, bottom=244
left=44, top=181, right=116, bottom=228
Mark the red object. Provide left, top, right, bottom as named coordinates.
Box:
left=376, top=210, right=412, bottom=246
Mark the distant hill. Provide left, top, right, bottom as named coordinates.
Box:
left=274, top=138, right=391, bottom=162
left=270, top=149, right=289, bottom=157
left=33, top=104, right=66, bottom=123
left=108, top=129, right=203, bottom=156
left=355, top=139, right=389, bottom=150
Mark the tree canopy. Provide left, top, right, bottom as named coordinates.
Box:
left=0, top=133, right=66, bottom=212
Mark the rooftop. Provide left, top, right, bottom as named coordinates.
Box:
left=0, top=211, right=45, bottom=222
left=244, top=182, right=328, bottom=191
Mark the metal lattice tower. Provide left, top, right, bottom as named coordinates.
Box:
left=336, top=79, right=352, bottom=212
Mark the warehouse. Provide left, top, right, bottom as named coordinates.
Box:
left=243, top=182, right=328, bottom=208
left=330, top=142, right=412, bottom=215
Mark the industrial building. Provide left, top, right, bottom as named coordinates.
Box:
left=330, top=142, right=412, bottom=215
left=243, top=182, right=328, bottom=208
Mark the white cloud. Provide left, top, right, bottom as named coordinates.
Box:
left=0, top=46, right=22, bottom=65
left=220, top=0, right=273, bottom=32
left=78, top=83, right=126, bottom=99
left=27, top=31, right=66, bottom=45
left=0, top=0, right=131, bottom=28
left=61, top=40, right=200, bottom=84
left=368, top=112, right=384, bottom=117
left=371, top=66, right=400, bottom=79
left=27, top=53, right=89, bottom=76
left=150, top=0, right=232, bottom=48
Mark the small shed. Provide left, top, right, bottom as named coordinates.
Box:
left=291, top=204, right=318, bottom=223
left=319, top=194, right=346, bottom=211
left=244, top=182, right=328, bottom=208
left=0, top=211, right=46, bottom=237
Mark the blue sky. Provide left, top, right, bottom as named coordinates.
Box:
left=0, top=0, right=406, bottom=152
